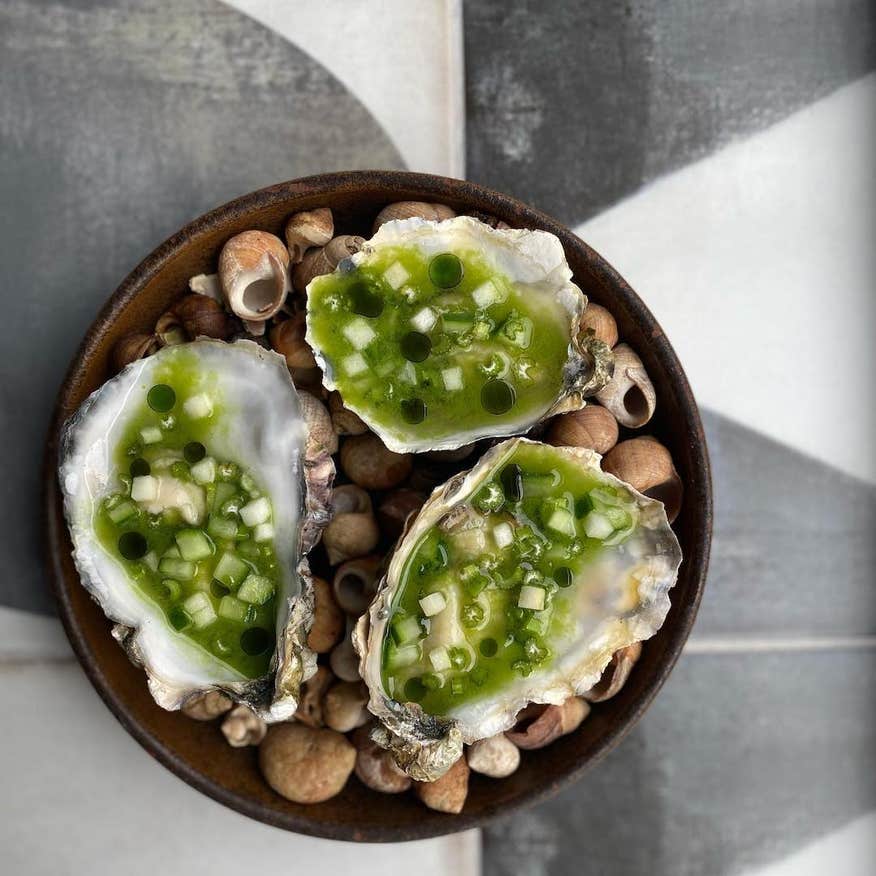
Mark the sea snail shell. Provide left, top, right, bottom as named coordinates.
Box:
left=285, top=208, right=334, bottom=264
left=322, top=486, right=379, bottom=566
left=218, top=230, right=291, bottom=323
left=601, top=437, right=683, bottom=523
left=594, top=343, right=656, bottom=428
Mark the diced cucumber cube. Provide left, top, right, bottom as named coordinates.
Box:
left=108, top=500, right=137, bottom=524
left=428, top=646, right=451, bottom=672
left=142, top=550, right=159, bottom=572
left=342, top=317, right=376, bottom=350
left=162, top=545, right=181, bottom=559
left=493, top=521, right=514, bottom=549
left=158, top=557, right=196, bottom=581
left=174, top=528, right=213, bottom=562
left=190, top=457, right=216, bottom=485
left=139, top=426, right=162, bottom=445
left=471, top=280, right=506, bottom=308
left=240, top=496, right=271, bottom=528
left=183, top=393, right=213, bottom=419
left=131, top=475, right=158, bottom=502
left=391, top=615, right=423, bottom=645
left=383, top=261, right=409, bottom=290
left=518, top=585, right=546, bottom=611
left=218, top=595, right=248, bottom=623
left=386, top=643, right=420, bottom=672
left=418, top=591, right=447, bottom=617
left=442, top=311, right=475, bottom=333
left=450, top=676, right=464, bottom=695
left=399, top=361, right=417, bottom=384
left=342, top=352, right=368, bottom=376
left=253, top=522, right=275, bottom=543
left=207, top=515, right=239, bottom=541
left=524, top=611, right=550, bottom=635
left=546, top=508, right=576, bottom=538
left=410, top=307, right=437, bottom=333
left=183, top=592, right=217, bottom=629
left=441, top=366, right=463, bottom=391
left=213, top=551, right=249, bottom=587
left=584, top=511, right=614, bottom=540
left=212, top=481, right=236, bottom=512
left=237, top=574, right=275, bottom=605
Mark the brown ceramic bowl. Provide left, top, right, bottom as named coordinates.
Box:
left=44, top=171, right=711, bottom=842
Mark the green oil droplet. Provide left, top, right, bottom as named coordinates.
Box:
left=481, top=379, right=515, bottom=414
left=428, top=253, right=464, bottom=289
left=147, top=383, right=176, bottom=412
left=400, top=331, right=431, bottom=362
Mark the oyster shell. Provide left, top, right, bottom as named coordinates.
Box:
left=306, top=216, right=612, bottom=453
left=59, top=340, right=333, bottom=721
left=354, top=438, right=681, bottom=779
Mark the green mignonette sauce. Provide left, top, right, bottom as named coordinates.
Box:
left=380, top=442, right=639, bottom=716
left=94, top=352, right=279, bottom=678
left=307, top=246, right=572, bottom=444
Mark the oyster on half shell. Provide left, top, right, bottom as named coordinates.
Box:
left=306, top=216, right=612, bottom=453
left=59, top=340, right=334, bottom=721
left=354, top=438, right=681, bottom=779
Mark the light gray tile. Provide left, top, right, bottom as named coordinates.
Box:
left=483, top=648, right=876, bottom=876
left=0, top=0, right=403, bottom=615
left=697, top=411, right=876, bottom=638
left=0, top=661, right=479, bottom=876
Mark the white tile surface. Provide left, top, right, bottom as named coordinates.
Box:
left=576, top=75, right=876, bottom=484
left=0, top=661, right=480, bottom=876
left=742, top=812, right=876, bottom=876
left=0, top=606, right=73, bottom=662
left=226, top=0, right=466, bottom=176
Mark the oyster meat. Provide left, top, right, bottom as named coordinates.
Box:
left=59, top=340, right=333, bottom=721
left=354, top=438, right=681, bottom=779
left=306, top=216, right=612, bottom=453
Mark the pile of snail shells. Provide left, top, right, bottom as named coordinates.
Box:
left=115, top=200, right=684, bottom=813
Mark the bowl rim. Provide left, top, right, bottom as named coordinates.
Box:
left=43, top=170, right=712, bottom=842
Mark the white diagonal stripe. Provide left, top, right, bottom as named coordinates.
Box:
left=225, top=0, right=465, bottom=176
left=576, top=75, right=876, bottom=483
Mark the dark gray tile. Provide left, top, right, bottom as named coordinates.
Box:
left=464, top=0, right=876, bottom=226
left=0, top=0, right=402, bottom=615
left=698, top=411, right=876, bottom=638
left=483, top=648, right=876, bottom=876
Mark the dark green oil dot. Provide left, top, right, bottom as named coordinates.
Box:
left=400, top=397, right=426, bottom=424
left=575, top=495, right=593, bottom=518
left=404, top=677, right=427, bottom=703
left=184, top=441, right=207, bottom=463
left=348, top=280, right=384, bottom=318
left=168, top=607, right=190, bottom=630
left=400, top=331, right=431, bottom=362
left=118, top=531, right=147, bottom=560
left=428, top=253, right=464, bottom=289
left=555, top=566, right=573, bottom=588
left=210, top=580, right=230, bottom=599
left=479, top=637, right=498, bottom=657
left=129, top=458, right=150, bottom=478
left=147, top=383, right=176, bottom=412
left=500, top=463, right=523, bottom=502
left=481, top=379, right=515, bottom=414
left=240, top=626, right=272, bottom=656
